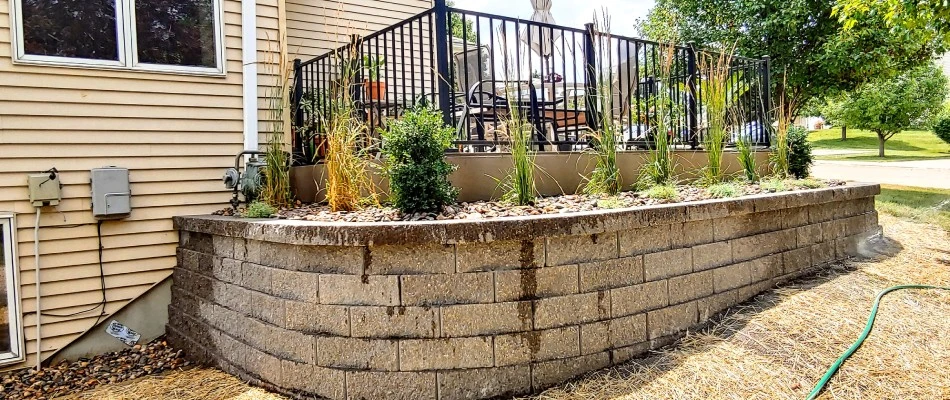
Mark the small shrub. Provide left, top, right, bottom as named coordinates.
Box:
left=243, top=201, right=276, bottom=218
left=787, top=126, right=814, bottom=179
left=596, top=196, right=626, bottom=209
left=760, top=178, right=787, bottom=193
left=797, top=178, right=825, bottom=189
left=381, top=105, right=458, bottom=213
left=642, top=184, right=680, bottom=200
left=934, top=117, right=950, bottom=145
left=707, top=182, right=740, bottom=198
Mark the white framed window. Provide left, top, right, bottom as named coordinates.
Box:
left=0, top=213, right=25, bottom=366
left=9, top=0, right=225, bottom=76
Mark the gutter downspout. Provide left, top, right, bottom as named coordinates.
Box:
left=242, top=0, right=259, bottom=151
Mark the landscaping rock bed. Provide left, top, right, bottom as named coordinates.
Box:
left=223, top=179, right=844, bottom=222
left=0, top=338, right=189, bottom=399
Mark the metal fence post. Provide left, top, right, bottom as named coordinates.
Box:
left=434, top=0, right=453, bottom=126
left=761, top=55, right=771, bottom=147
left=292, top=58, right=304, bottom=164
left=349, top=34, right=363, bottom=106
left=686, top=42, right=699, bottom=149
left=583, top=23, right=599, bottom=132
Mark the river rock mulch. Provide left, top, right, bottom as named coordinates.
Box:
left=0, top=338, right=189, bottom=400
left=221, top=179, right=843, bottom=223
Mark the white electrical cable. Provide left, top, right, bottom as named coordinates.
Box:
left=33, top=207, right=41, bottom=371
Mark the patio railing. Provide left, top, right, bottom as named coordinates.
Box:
left=291, top=3, right=771, bottom=164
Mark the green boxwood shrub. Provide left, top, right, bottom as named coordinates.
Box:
left=934, top=117, right=950, bottom=145
left=381, top=105, right=458, bottom=213
left=787, top=126, right=814, bottom=179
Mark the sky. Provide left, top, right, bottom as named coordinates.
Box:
left=457, top=0, right=656, bottom=37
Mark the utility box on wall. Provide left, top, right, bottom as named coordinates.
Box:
left=91, top=167, right=131, bottom=220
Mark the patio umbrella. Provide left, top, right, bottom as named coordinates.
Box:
left=520, top=0, right=561, bottom=59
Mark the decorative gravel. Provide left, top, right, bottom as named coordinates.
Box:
left=0, top=339, right=189, bottom=400
left=226, top=180, right=844, bottom=223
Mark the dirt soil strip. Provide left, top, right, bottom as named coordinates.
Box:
left=60, top=215, right=948, bottom=400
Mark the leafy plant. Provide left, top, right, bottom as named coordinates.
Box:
left=770, top=73, right=793, bottom=178
left=760, top=178, right=787, bottom=193
left=642, top=184, right=680, bottom=200
left=735, top=135, right=758, bottom=182
left=584, top=13, right=622, bottom=196
left=640, top=40, right=678, bottom=187
left=259, top=32, right=293, bottom=208
left=495, top=24, right=537, bottom=206
left=597, top=197, right=626, bottom=209
left=381, top=105, right=458, bottom=213
left=502, top=106, right=537, bottom=206
left=698, top=49, right=734, bottom=184
left=323, top=47, right=378, bottom=212
left=243, top=201, right=276, bottom=218
left=796, top=178, right=825, bottom=189
left=932, top=117, right=950, bottom=145
left=707, top=182, right=740, bottom=198
left=362, top=55, right=386, bottom=80
left=787, top=126, right=814, bottom=179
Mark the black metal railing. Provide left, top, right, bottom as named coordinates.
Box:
left=291, top=3, right=771, bottom=164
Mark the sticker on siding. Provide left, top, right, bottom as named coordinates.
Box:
left=105, top=320, right=141, bottom=346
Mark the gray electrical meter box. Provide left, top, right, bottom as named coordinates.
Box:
left=91, top=167, right=131, bottom=220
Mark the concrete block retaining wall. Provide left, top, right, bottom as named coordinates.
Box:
left=168, top=183, right=881, bottom=400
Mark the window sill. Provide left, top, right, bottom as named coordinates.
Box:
left=11, top=57, right=227, bottom=78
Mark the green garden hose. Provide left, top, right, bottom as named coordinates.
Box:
left=806, top=284, right=950, bottom=400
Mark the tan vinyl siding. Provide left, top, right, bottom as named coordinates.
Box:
left=286, top=0, right=432, bottom=60
left=0, top=0, right=278, bottom=370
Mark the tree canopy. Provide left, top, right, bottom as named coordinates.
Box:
left=825, top=63, right=948, bottom=157
left=835, top=0, right=950, bottom=44
left=647, top=0, right=941, bottom=117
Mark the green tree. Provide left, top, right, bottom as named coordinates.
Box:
left=448, top=1, right=476, bottom=43
left=835, top=0, right=950, bottom=44
left=652, top=0, right=940, bottom=118
left=827, top=64, right=948, bottom=157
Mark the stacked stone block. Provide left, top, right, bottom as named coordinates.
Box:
left=168, top=184, right=881, bottom=400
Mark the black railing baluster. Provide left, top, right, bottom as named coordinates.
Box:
left=583, top=23, right=598, bottom=133
left=287, top=5, right=771, bottom=161
left=434, top=0, right=453, bottom=126
left=686, top=43, right=698, bottom=149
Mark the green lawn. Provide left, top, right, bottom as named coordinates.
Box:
left=877, top=185, right=950, bottom=232
left=808, top=128, right=950, bottom=161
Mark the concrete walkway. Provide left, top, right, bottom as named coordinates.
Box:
left=811, top=158, right=950, bottom=189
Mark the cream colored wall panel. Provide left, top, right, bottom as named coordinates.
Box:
left=17, top=231, right=177, bottom=258
left=20, top=256, right=176, bottom=286
left=21, top=269, right=173, bottom=300
left=0, top=0, right=255, bottom=369
left=22, top=284, right=160, bottom=314
left=21, top=221, right=174, bottom=244
left=0, top=131, right=241, bottom=145
left=4, top=88, right=244, bottom=109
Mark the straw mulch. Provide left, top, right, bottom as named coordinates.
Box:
left=58, top=368, right=285, bottom=400
left=61, top=215, right=948, bottom=400
left=527, top=214, right=950, bottom=400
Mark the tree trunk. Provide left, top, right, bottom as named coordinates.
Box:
left=878, top=132, right=886, bottom=157
left=841, top=125, right=847, bottom=141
